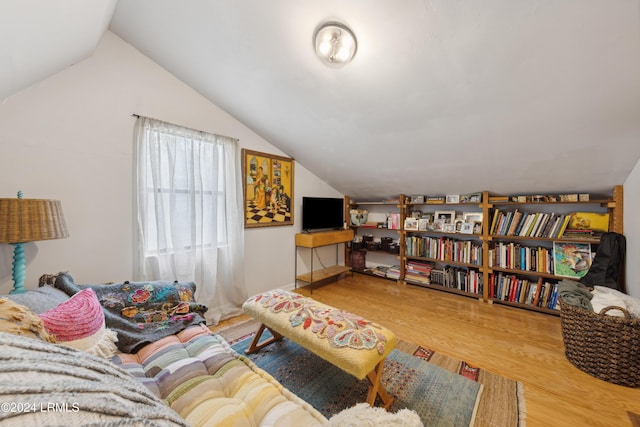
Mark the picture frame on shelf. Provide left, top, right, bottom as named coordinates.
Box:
left=463, top=212, right=483, bottom=224
left=460, top=192, right=482, bottom=203
left=432, top=218, right=446, bottom=231
left=418, top=218, right=430, bottom=231
left=434, top=210, right=456, bottom=223
left=454, top=217, right=465, bottom=232
left=410, top=195, right=425, bottom=204
left=445, top=194, right=460, bottom=204
left=553, top=241, right=592, bottom=279
left=421, top=212, right=433, bottom=222
left=442, top=223, right=456, bottom=233
left=472, top=221, right=483, bottom=234
left=460, top=222, right=474, bottom=234
left=404, top=217, right=419, bottom=231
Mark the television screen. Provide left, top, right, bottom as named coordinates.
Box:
left=302, top=197, right=344, bottom=231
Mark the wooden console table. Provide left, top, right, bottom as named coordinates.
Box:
left=295, top=229, right=354, bottom=293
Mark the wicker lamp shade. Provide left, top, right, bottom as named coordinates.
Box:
left=0, top=198, right=69, bottom=244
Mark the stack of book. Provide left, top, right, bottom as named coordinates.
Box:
left=561, top=228, right=602, bottom=240
left=386, top=265, right=401, bottom=280
left=405, top=260, right=434, bottom=284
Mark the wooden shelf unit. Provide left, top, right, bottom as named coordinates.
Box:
left=295, top=229, right=354, bottom=293
left=345, top=196, right=402, bottom=281
left=347, top=186, right=624, bottom=316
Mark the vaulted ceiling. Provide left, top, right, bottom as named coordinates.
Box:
left=3, top=1, right=640, bottom=200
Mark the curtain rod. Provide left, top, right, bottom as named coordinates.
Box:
left=131, top=113, right=239, bottom=143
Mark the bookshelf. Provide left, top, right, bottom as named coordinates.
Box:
left=346, top=186, right=624, bottom=316
left=345, top=197, right=402, bottom=281
left=400, top=193, right=486, bottom=300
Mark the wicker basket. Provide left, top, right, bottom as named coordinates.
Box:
left=559, top=298, right=640, bottom=387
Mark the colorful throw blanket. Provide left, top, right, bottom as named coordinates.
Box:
left=112, top=324, right=327, bottom=426
left=55, top=273, right=208, bottom=353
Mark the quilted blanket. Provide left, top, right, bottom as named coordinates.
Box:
left=112, top=324, right=327, bottom=427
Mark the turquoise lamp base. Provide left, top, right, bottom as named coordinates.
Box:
left=9, top=242, right=26, bottom=294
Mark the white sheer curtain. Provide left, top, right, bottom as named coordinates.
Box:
left=133, top=116, right=247, bottom=324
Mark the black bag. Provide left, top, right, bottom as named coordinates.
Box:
left=579, top=232, right=626, bottom=293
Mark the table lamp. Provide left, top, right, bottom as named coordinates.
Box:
left=0, top=191, right=69, bottom=294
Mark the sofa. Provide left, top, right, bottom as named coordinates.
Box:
left=0, top=273, right=421, bottom=427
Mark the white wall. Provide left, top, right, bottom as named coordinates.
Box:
left=0, top=31, right=341, bottom=299
left=624, top=158, right=640, bottom=297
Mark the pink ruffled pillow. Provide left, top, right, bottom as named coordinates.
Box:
left=39, top=288, right=118, bottom=357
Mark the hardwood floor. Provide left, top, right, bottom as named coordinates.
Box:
left=220, top=273, right=640, bottom=426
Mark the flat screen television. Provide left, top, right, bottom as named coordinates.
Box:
left=302, top=197, right=344, bottom=232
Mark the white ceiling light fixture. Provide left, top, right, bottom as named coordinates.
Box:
left=314, top=21, right=357, bottom=67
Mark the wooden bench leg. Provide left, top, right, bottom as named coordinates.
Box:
left=245, top=323, right=284, bottom=355
left=365, top=359, right=394, bottom=409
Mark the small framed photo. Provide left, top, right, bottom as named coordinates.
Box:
left=404, top=217, right=419, bottom=231
left=445, top=194, right=460, bottom=204
left=454, top=217, right=465, bottom=232
left=442, top=223, right=456, bottom=233
left=434, top=210, right=456, bottom=224
left=411, top=211, right=422, bottom=219
left=432, top=218, right=446, bottom=231
left=461, top=192, right=482, bottom=203
left=473, top=221, right=483, bottom=234
left=410, top=195, right=425, bottom=204
left=463, top=212, right=483, bottom=224
left=460, top=222, right=474, bottom=234
left=421, top=212, right=433, bottom=222
left=418, top=218, right=430, bottom=231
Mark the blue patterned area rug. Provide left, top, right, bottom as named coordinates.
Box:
left=231, top=328, right=483, bottom=427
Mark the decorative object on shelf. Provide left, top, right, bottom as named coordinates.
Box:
left=313, top=21, right=357, bottom=67
left=460, top=193, right=482, bottom=203
left=442, top=223, right=456, bottom=233
left=434, top=211, right=456, bottom=224
left=418, top=218, right=430, bottom=231
left=404, top=218, right=418, bottom=231
left=463, top=212, right=483, bottom=225
left=350, top=209, right=369, bottom=226
left=553, top=241, right=592, bottom=279
left=579, top=194, right=590, bottom=202
left=426, top=196, right=445, bottom=204
left=242, top=149, right=294, bottom=228
left=559, top=194, right=579, bottom=202
left=445, top=194, right=460, bottom=204
left=409, top=195, right=425, bottom=204
left=460, top=223, right=474, bottom=235
left=0, top=191, right=69, bottom=294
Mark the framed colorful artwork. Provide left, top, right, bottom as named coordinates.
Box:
left=553, top=241, right=592, bottom=278
left=242, top=149, right=294, bottom=228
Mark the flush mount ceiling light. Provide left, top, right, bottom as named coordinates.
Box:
left=314, top=21, right=357, bottom=67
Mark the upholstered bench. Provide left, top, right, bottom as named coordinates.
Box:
left=242, top=289, right=397, bottom=408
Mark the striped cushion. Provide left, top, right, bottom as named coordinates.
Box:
left=112, top=325, right=327, bottom=426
